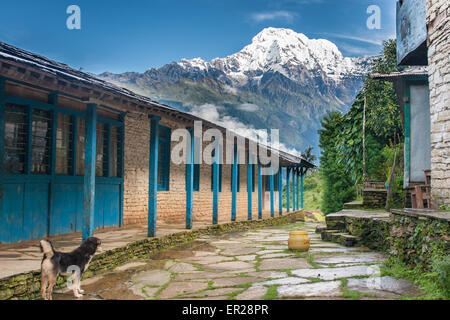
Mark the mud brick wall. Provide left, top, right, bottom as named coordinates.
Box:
left=123, top=112, right=262, bottom=226
left=390, top=210, right=449, bottom=269
left=0, top=212, right=302, bottom=300
left=426, top=0, right=450, bottom=207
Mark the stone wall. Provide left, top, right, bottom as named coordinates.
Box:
left=123, top=112, right=262, bottom=226
left=0, top=212, right=302, bottom=300
left=390, top=209, right=449, bottom=269
left=426, top=0, right=450, bottom=208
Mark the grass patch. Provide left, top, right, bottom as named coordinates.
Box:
left=381, top=257, right=450, bottom=300
left=262, top=285, right=278, bottom=300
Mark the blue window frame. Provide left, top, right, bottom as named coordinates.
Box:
left=230, top=164, right=240, bottom=192
left=157, top=125, right=171, bottom=191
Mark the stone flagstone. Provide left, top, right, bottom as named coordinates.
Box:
left=236, top=286, right=268, bottom=300
left=258, top=277, right=311, bottom=286
left=277, top=281, right=342, bottom=298
left=291, top=265, right=380, bottom=280
left=314, top=253, right=385, bottom=265
left=158, top=281, right=209, bottom=299
left=259, top=258, right=310, bottom=270
left=204, top=261, right=254, bottom=271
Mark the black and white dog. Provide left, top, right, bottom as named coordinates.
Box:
left=39, top=237, right=102, bottom=300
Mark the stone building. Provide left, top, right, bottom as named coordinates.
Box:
left=0, top=42, right=314, bottom=244
left=380, top=0, right=449, bottom=209
left=426, top=0, right=449, bottom=207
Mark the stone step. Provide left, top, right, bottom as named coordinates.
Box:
left=320, top=229, right=340, bottom=242
left=325, top=215, right=346, bottom=231
left=315, top=226, right=327, bottom=234
left=343, top=201, right=363, bottom=209
left=338, top=234, right=361, bottom=247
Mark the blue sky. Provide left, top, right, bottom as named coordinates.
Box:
left=0, top=0, right=396, bottom=74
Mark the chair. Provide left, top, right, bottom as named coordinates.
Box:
left=411, top=170, right=431, bottom=209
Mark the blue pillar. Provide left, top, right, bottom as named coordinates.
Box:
left=212, top=143, right=220, bottom=225
left=293, top=169, right=296, bottom=211
left=270, top=166, right=274, bottom=217
left=82, top=103, right=97, bottom=241
left=297, top=169, right=300, bottom=210
left=286, top=167, right=290, bottom=212
left=247, top=152, right=252, bottom=220
left=278, top=166, right=283, bottom=215
left=148, top=115, right=160, bottom=237
left=301, top=168, right=304, bottom=209
left=257, top=162, right=262, bottom=219
left=231, top=145, right=237, bottom=221
left=186, top=127, right=194, bottom=229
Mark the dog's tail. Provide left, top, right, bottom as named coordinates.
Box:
left=40, top=239, right=55, bottom=259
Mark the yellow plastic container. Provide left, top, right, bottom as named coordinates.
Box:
left=288, top=231, right=310, bottom=251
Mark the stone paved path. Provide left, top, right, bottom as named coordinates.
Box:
left=53, top=221, right=420, bottom=300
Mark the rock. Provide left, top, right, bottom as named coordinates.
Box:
left=213, top=277, right=261, bottom=287
left=260, top=253, right=293, bottom=259
left=131, top=270, right=171, bottom=287
left=278, top=281, right=342, bottom=297
left=99, top=286, right=143, bottom=300
left=259, top=258, right=310, bottom=271
left=169, top=263, right=198, bottom=273
left=204, top=261, right=255, bottom=271
left=235, top=255, right=257, bottom=261
left=246, top=271, right=288, bottom=279
left=115, top=262, right=147, bottom=271
left=291, top=265, right=381, bottom=280
left=314, top=253, right=385, bottom=265
left=221, top=247, right=261, bottom=256
left=158, top=281, right=209, bottom=299
left=346, top=276, right=419, bottom=297
left=257, top=277, right=310, bottom=286
left=236, top=286, right=268, bottom=300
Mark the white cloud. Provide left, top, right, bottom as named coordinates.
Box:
left=188, top=103, right=301, bottom=156
left=250, top=11, right=297, bottom=23
left=319, top=32, right=382, bottom=46
left=236, top=103, right=260, bottom=112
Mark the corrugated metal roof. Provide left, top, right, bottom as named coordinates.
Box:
left=0, top=41, right=316, bottom=168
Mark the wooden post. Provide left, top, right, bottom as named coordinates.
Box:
left=286, top=167, right=290, bottom=212
left=278, top=165, right=283, bottom=215
left=231, top=145, right=237, bottom=221
left=296, top=168, right=300, bottom=210
left=270, top=166, right=274, bottom=217
left=247, top=151, right=252, bottom=220
left=257, top=161, right=262, bottom=219
left=82, top=103, right=97, bottom=241
left=48, top=93, right=58, bottom=239
left=212, top=143, right=220, bottom=225
left=148, top=115, right=160, bottom=237
left=186, top=127, right=194, bottom=229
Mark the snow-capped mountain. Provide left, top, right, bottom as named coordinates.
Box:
left=178, top=28, right=371, bottom=86
left=99, top=28, right=373, bottom=154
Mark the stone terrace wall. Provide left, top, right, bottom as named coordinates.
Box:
left=390, top=209, right=449, bottom=269
left=426, top=0, right=450, bottom=207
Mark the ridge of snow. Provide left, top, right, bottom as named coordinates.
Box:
left=178, top=27, right=371, bottom=86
